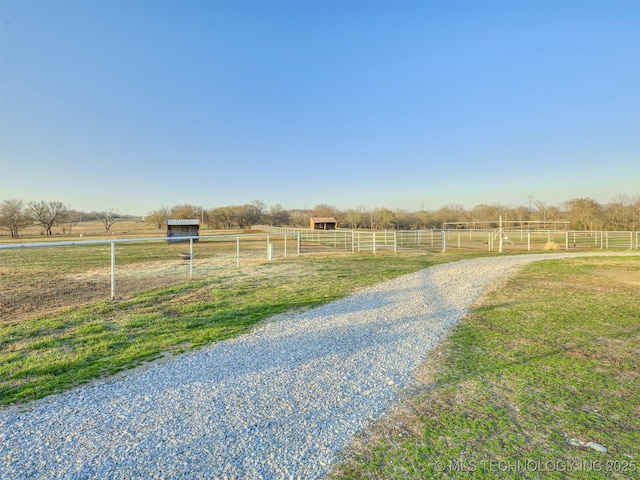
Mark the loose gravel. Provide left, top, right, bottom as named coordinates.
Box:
left=0, top=253, right=630, bottom=479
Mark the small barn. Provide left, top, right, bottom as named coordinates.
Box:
left=167, top=219, right=200, bottom=243
left=310, top=217, right=337, bottom=230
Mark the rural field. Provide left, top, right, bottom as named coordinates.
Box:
left=1, top=240, right=638, bottom=478
left=0, top=219, right=251, bottom=244
left=331, top=255, right=640, bottom=479
left=0, top=251, right=485, bottom=405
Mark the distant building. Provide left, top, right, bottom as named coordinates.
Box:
left=167, top=219, right=199, bottom=243
left=310, top=217, right=337, bottom=230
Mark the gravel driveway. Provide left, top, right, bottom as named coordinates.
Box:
left=0, top=253, right=628, bottom=479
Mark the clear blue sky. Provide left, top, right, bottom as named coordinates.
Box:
left=1, top=0, right=638, bottom=215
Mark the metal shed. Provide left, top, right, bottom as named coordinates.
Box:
left=167, top=219, right=199, bottom=243
left=310, top=217, right=337, bottom=230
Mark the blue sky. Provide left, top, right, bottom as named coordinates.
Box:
left=1, top=1, right=638, bottom=215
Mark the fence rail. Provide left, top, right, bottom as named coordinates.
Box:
left=1, top=229, right=637, bottom=322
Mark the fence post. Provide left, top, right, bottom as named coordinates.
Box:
left=606, top=231, right=609, bottom=249
left=565, top=231, right=568, bottom=251
left=236, top=236, right=240, bottom=267
left=110, top=242, right=116, bottom=300
left=394, top=230, right=397, bottom=253
left=297, top=232, right=301, bottom=255
left=284, top=234, right=287, bottom=257
left=442, top=230, right=446, bottom=253
left=527, top=231, right=531, bottom=252
left=373, top=231, right=376, bottom=254
left=189, top=237, right=194, bottom=279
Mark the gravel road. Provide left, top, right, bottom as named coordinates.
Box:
left=0, top=253, right=630, bottom=479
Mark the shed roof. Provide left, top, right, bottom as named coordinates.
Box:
left=310, top=217, right=337, bottom=223
left=167, top=219, right=200, bottom=226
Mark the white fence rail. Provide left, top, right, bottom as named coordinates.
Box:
left=1, top=229, right=637, bottom=322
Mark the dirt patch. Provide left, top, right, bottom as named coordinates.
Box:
left=598, top=269, right=640, bottom=287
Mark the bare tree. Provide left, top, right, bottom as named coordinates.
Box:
left=373, top=208, right=396, bottom=230
left=344, top=208, right=363, bottom=229
left=28, top=200, right=68, bottom=235
left=170, top=204, right=201, bottom=219
left=0, top=199, right=31, bottom=237
left=562, top=198, right=604, bottom=230
left=246, top=200, right=266, bottom=226
left=97, top=210, right=119, bottom=232
left=605, top=194, right=634, bottom=231
left=210, top=207, right=237, bottom=229
left=268, top=204, right=289, bottom=226
left=147, top=207, right=170, bottom=230
left=64, top=209, right=83, bottom=236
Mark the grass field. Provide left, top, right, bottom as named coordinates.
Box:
left=331, top=256, right=640, bottom=479
left=0, top=251, right=485, bottom=406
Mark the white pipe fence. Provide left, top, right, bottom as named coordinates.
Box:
left=1, top=229, right=637, bottom=323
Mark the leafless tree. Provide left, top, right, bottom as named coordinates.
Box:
left=28, top=200, right=68, bottom=235
left=97, top=210, right=119, bottom=232
left=268, top=204, right=289, bottom=226
left=210, top=207, right=237, bottom=229
left=147, top=207, right=170, bottom=230
left=562, top=198, right=604, bottom=230
left=170, top=204, right=202, bottom=219
left=0, top=199, right=31, bottom=237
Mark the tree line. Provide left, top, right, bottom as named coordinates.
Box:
left=1, top=195, right=638, bottom=238
left=149, top=195, right=639, bottom=232
left=0, top=199, right=127, bottom=237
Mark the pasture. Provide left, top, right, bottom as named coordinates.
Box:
left=332, top=256, right=640, bottom=479
left=1, top=251, right=485, bottom=406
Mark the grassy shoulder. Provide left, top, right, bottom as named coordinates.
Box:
left=0, top=251, right=484, bottom=406
left=332, top=255, right=640, bottom=479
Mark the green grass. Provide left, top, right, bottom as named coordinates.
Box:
left=1, top=251, right=485, bottom=406
left=331, top=255, right=640, bottom=479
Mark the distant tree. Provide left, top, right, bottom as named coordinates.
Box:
left=28, top=200, right=68, bottom=235
left=287, top=209, right=311, bottom=228
left=64, top=209, right=84, bottom=235
left=97, top=210, right=119, bottom=232
left=170, top=204, right=201, bottom=219
left=344, top=208, right=363, bottom=229
left=562, top=198, right=604, bottom=230
left=0, top=199, right=31, bottom=237
left=234, top=204, right=252, bottom=228
left=312, top=204, right=339, bottom=218
left=471, top=204, right=503, bottom=222
left=393, top=209, right=414, bottom=230
left=210, top=206, right=237, bottom=229
left=373, top=208, right=396, bottom=230
left=632, top=195, right=640, bottom=231
left=413, top=210, right=434, bottom=229
left=267, top=204, right=289, bottom=226
left=507, top=206, right=530, bottom=226
left=433, top=204, right=466, bottom=228
left=246, top=200, right=267, bottom=226
left=147, top=207, right=170, bottom=230
left=604, top=194, right=634, bottom=231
